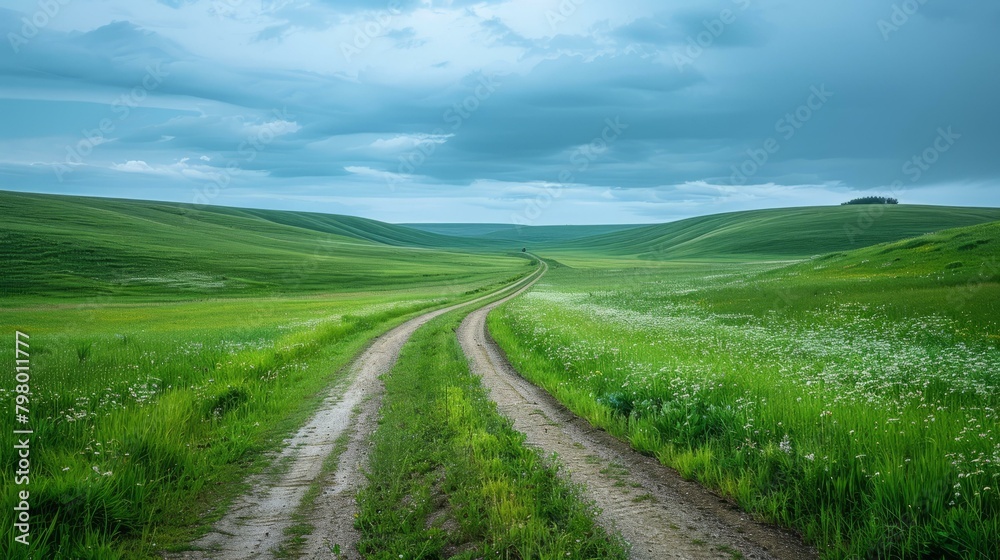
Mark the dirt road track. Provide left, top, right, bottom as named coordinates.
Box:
left=457, top=262, right=817, bottom=560
left=173, top=270, right=542, bottom=560
left=174, top=257, right=815, bottom=560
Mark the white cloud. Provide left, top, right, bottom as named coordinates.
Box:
left=3, top=0, right=999, bottom=223
left=111, top=160, right=161, bottom=174
left=110, top=158, right=268, bottom=182
left=343, top=165, right=415, bottom=183
left=370, top=133, right=453, bottom=151
left=242, top=120, right=302, bottom=138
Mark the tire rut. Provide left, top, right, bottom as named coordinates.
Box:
left=457, top=263, right=817, bottom=560
left=172, top=271, right=542, bottom=560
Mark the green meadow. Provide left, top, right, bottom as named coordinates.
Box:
left=0, top=191, right=519, bottom=300
left=0, top=191, right=531, bottom=558
left=553, top=204, right=1000, bottom=260
left=3, top=190, right=1000, bottom=559
left=490, top=219, right=1000, bottom=558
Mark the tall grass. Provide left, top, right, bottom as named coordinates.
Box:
left=356, top=307, right=627, bottom=559
left=489, top=253, right=1000, bottom=558
left=0, top=274, right=523, bottom=558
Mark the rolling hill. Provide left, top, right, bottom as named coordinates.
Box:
left=5, top=191, right=999, bottom=299
left=403, top=223, right=647, bottom=244
left=559, top=205, right=1000, bottom=260
left=0, top=191, right=526, bottom=300
left=797, top=220, right=1000, bottom=282
left=693, top=219, right=1000, bottom=335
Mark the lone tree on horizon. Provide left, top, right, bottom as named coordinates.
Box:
left=842, top=196, right=899, bottom=206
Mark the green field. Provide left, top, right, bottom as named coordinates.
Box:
left=0, top=191, right=535, bottom=558
left=554, top=204, right=1000, bottom=260
left=489, top=220, right=1000, bottom=558
left=3, top=191, right=1000, bottom=559
left=0, top=191, right=520, bottom=300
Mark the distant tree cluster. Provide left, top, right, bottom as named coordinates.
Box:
left=842, top=197, right=899, bottom=206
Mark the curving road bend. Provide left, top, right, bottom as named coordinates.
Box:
left=175, top=267, right=543, bottom=560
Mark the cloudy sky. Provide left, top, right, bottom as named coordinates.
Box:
left=1, top=0, right=998, bottom=224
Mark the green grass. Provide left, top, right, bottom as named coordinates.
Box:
left=788, top=220, right=1000, bottom=281
left=0, top=191, right=539, bottom=558
left=489, top=221, right=1000, bottom=559
left=700, top=220, right=1000, bottom=332
left=5, top=190, right=1000, bottom=558
left=0, top=279, right=535, bottom=559
left=0, top=190, right=527, bottom=300
left=356, top=300, right=627, bottom=559
left=555, top=205, right=1000, bottom=260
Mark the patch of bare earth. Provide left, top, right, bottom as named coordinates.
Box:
left=457, top=270, right=818, bottom=560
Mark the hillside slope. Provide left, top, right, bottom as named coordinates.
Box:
left=798, top=220, right=1000, bottom=282
left=562, top=205, right=1000, bottom=260
left=687, top=219, right=1000, bottom=338
left=404, top=223, right=646, bottom=244
left=215, top=208, right=492, bottom=248
left=0, top=191, right=525, bottom=299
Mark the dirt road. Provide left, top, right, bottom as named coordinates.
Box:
left=457, top=264, right=817, bottom=560
left=176, top=257, right=814, bottom=559
left=175, top=269, right=542, bottom=560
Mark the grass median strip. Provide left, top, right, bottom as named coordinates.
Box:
left=356, top=306, right=627, bottom=559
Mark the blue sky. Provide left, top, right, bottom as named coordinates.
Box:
left=1, top=0, right=998, bottom=225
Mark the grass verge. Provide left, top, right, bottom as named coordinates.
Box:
left=355, top=305, right=627, bottom=559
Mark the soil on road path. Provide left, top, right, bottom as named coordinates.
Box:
left=173, top=269, right=542, bottom=560
left=457, top=263, right=817, bottom=560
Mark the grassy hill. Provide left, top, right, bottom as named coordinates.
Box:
left=404, top=223, right=646, bottom=244
left=559, top=205, right=1000, bottom=260
left=489, top=220, right=1000, bottom=560
left=0, top=191, right=527, bottom=300
left=5, top=191, right=998, bottom=300
left=213, top=208, right=491, bottom=248
left=691, top=220, right=1000, bottom=330
left=795, top=220, right=1000, bottom=283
